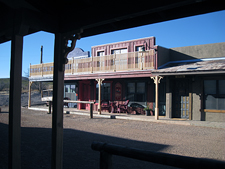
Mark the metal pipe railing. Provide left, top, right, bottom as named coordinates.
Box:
left=91, top=142, right=225, bottom=169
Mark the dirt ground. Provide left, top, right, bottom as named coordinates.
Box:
left=0, top=106, right=225, bottom=169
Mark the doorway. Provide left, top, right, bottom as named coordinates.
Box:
left=172, top=79, right=190, bottom=119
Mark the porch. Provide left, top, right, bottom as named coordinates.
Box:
left=27, top=105, right=225, bottom=129
left=29, top=50, right=156, bottom=78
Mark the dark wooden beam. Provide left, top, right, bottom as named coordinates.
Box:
left=52, top=33, right=64, bottom=169
left=8, top=34, right=23, bottom=169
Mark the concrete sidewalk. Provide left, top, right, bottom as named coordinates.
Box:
left=27, top=105, right=225, bottom=129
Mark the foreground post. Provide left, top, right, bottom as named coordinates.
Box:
left=52, top=32, right=80, bottom=169
left=9, top=34, right=23, bottom=169
left=52, top=33, right=64, bottom=169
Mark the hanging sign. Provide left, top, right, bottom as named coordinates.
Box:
left=115, top=82, right=122, bottom=100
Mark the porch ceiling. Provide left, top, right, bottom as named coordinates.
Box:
left=0, top=0, right=225, bottom=43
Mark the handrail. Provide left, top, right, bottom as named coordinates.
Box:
left=30, top=50, right=155, bottom=77
left=91, top=142, right=225, bottom=169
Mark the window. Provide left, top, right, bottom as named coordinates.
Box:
left=97, top=51, right=105, bottom=56
left=96, top=83, right=111, bottom=102
left=127, top=82, right=145, bottom=102
left=111, top=48, right=127, bottom=54
left=204, top=80, right=225, bottom=110
left=135, top=46, right=145, bottom=51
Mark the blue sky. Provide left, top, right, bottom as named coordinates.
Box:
left=0, top=10, right=224, bottom=78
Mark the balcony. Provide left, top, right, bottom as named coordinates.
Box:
left=30, top=50, right=156, bottom=78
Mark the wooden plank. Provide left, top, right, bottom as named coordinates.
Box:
left=41, top=96, right=53, bottom=101
left=203, top=109, right=225, bottom=113
left=64, top=100, right=95, bottom=104
left=9, top=34, right=23, bottom=169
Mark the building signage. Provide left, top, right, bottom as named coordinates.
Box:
left=115, top=82, right=122, bottom=100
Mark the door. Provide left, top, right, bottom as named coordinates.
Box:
left=172, top=79, right=189, bottom=118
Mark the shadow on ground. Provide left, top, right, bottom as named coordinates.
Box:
left=0, top=122, right=179, bottom=169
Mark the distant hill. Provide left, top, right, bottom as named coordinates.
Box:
left=22, top=77, right=29, bottom=81
left=0, top=77, right=29, bottom=81
left=0, top=77, right=52, bottom=92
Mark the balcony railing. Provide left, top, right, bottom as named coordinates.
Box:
left=30, top=50, right=156, bottom=77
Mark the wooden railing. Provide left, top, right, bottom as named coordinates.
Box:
left=30, top=50, right=155, bottom=77
left=91, top=142, right=225, bottom=169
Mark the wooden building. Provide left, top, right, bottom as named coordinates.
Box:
left=29, top=38, right=225, bottom=122
left=29, top=37, right=167, bottom=116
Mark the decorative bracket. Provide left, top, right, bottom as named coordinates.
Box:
left=96, top=78, right=105, bottom=85
left=151, top=76, right=163, bottom=84
left=60, top=29, right=83, bottom=71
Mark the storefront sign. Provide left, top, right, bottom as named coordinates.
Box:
left=115, top=82, right=122, bottom=100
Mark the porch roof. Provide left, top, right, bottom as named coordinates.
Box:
left=151, top=58, right=225, bottom=76
left=1, top=0, right=225, bottom=43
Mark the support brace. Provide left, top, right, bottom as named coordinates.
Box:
left=60, top=30, right=82, bottom=71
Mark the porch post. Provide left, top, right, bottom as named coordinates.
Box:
left=9, top=34, right=23, bottom=169
left=151, top=76, right=163, bottom=120
left=52, top=32, right=64, bottom=169
left=28, top=81, right=33, bottom=107
left=96, top=78, right=104, bottom=114
left=52, top=31, right=80, bottom=169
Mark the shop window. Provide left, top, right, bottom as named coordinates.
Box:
left=127, top=82, right=145, bottom=102
left=96, top=83, right=111, bottom=102
left=64, top=83, right=77, bottom=107
left=204, top=80, right=225, bottom=110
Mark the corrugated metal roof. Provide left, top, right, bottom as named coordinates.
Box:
left=152, top=58, right=225, bottom=75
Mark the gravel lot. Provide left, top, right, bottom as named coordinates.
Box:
left=0, top=106, right=224, bottom=169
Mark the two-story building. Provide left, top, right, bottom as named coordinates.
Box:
left=29, top=37, right=225, bottom=122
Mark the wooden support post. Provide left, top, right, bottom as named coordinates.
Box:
left=90, top=103, right=93, bottom=118
left=96, top=79, right=104, bottom=115
left=9, top=34, right=23, bottom=169
left=28, top=81, right=33, bottom=107
left=51, top=31, right=80, bottom=169
left=155, top=76, right=159, bottom=120
left=151, top=76, right=163, bottom=120
left=52, top=33, right=64, bottom=169
left=100, top=151, right=113, bottom=169
left=48, top=101, right=52, bottom=114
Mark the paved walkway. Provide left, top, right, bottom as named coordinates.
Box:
left=28, top=105, right=225, bottom=129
